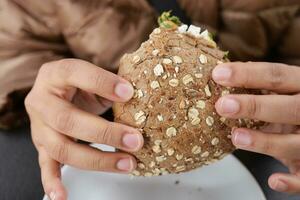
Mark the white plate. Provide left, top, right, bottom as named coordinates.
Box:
left=43, top=145, right=266, bottom=200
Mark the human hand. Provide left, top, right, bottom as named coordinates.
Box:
left=25, top=59, right=144, bottom=200
left=213, top=61, right=300, bottom=194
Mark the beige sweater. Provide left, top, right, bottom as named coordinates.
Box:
left=0, top=0, right=300, bottom=129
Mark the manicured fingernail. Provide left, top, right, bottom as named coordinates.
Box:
left=232, top=130, right=252, bottom=147
left=123, top=133, right=143, bottom=151
left=219, top=97, right=240, bottom=114
left=115, top=83, right=134, bottom=101
left=49, top=192, right=56, bottom=200
left=117, top=158, right=134, bottom=171
left=272, top=179, right=288, bottom=192
left=212, top=66, right=232, bottom=82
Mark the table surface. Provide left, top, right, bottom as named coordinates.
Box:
left=0, top=127, right=299, bottom=200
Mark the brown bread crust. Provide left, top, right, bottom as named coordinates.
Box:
left=113, top=27, right=262, bottom=177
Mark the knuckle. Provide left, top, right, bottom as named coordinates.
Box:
left=267, top=63, right=285, bottom=89
left=95, top=122, right=114, bottom=144
left=91, top=156, right=107, bottom=170
left=55, top=59, right=78, bottom=78
left=57, top=58, right=78, bottom=70
left=50, top=141, right=70, bottom=163
left=246, top=95, right=260, bottom=118
left=292, top=96, right=300, bottom=124
left=40, top=59, right=80, bottom=82
left=90, top=71, right=107, bottom=90
left=39, top=62, right=53, bottom=76
left=24, top=92, right=34, bottom=113
left=39, top=59, right=76, bottom=82
left=238, top=62, right=252, bottom=88
left=39, top=158, right=47, bottom=170
left=38, top=153, right=48, bottom=170
left=258, top=138, right=274, bottom=155
left=53, top=108, right=76, bottom=133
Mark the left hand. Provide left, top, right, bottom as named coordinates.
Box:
left=212, top=61, right=300, bottom=194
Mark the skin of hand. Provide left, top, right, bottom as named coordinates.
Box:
left=25, top=59, right=144, bottom=200
left=212, top=61, right=300, bottom=194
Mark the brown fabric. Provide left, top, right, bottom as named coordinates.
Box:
left=55, top=0, right=156, bottom=71
left=0, top=0, right=300, bottom=129
left=179, top=0, right=300, bottom=63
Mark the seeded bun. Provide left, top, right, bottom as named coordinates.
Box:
left=113, top=14, right=261, bottom=177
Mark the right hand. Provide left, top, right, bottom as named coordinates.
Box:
left=25, top=59, right=144, bottom=200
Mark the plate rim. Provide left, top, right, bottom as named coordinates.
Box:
left=228, top=155, right=266, bottom=200
left=43, top=154, right=266, bottom=200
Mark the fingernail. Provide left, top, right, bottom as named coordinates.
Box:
left=232, top=130, right=252, bottom=147
left=212, top=66, right=232, bottom=82
left=115, top=83, right=134, bottom=101
left=123, top=133, right=142, bottom=151
left=219, top=97, right=240, bottom=114
left=272, top=179, right=288, bottom=192
left=117, top=158, right=134, bottom=171
left=49, top=192, right=56, bottom=200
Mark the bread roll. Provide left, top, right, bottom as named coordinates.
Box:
left=113, top=12, right=262, bottom=177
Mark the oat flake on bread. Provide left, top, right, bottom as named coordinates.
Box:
left=113, top=12, right=263, bottom=177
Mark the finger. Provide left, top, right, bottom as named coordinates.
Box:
left=33, top=94, right=143, bottom=152
left=212, top=62, right=300, bottom=93
left=38, top=148, right=67, bottom=200
left=231, top=128, right=300, bottom=159
left=215, top=94, right=300, bottom=125
left=287, top=160, right=300, bottom=175
left=72, top=90, right=112, bottom=115
left=38, top=59, right=134, bottom=102
left=269, top=173, right=300, bottom=194
left=261, top=124, right=297, bottom=135
left=42, top=126, right=137, bottom=173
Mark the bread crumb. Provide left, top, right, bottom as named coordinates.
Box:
left=166, top=127, right=177, bottom=137
left=176, top=154, right=183, bottom=160
left=199, top=54, right=208, bottom=64
left=150, top=81, right=160, bottom=89
left=192, top=145, right=202, bottom=154
left=167, top=148, right=175, bottom=156
left=204, top=85, right=212, bottom=97
left=195, top=73, right=203, bottom=79
left=153, top=64, right=164, bottom=76
left=132, top=55, right=141, bottom=63
left=211, top=137, right=219, bottom=145
left=206, top=116, right=214, bottom=126
left=196, top=100, right=206, bottom=109
left=173, top=56, right=183, bottom=64
left=201, top=151, right=210, bottom=157
left=153, top=28, right=161, bottom=34
left=163, top=58, right=172, bottom=65
left=157, top=114, right=164, bottom=122
left=134, top=111, right=146, bottom=125
left=152, top=49, right=160, bottom=56
left=152, top=145, right=161, bottom=153
left=182, top=74, right=194, bottom=85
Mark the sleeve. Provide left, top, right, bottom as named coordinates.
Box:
left=0, top=0, right=69, bottom=129
left=277, top=15, right=300, bottom=66
left=179, top=0, right=300, bottom=63
left=55, top=0, right=157, bottom=72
